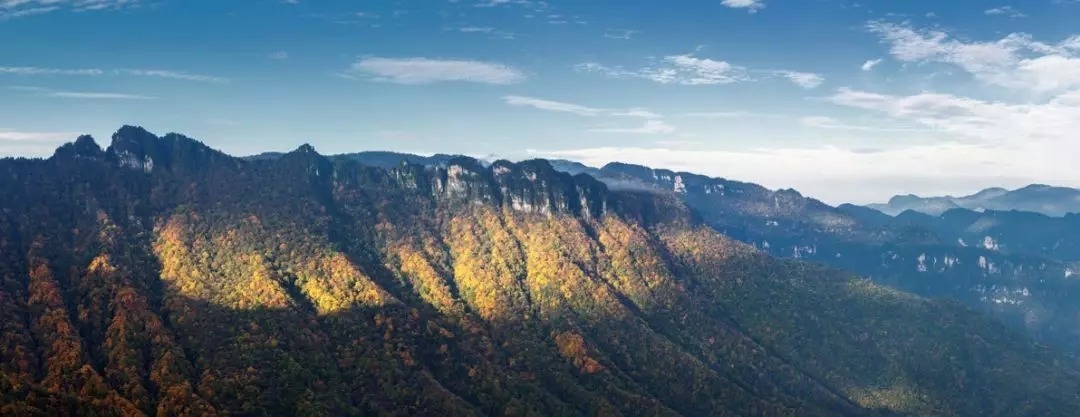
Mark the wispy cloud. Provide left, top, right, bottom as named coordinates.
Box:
left=604, top=29, right=638, bottom=40
left=504, top=95, right=673, bottom=134
left=828, top=87, right=1080, bottom=144
left=446, top=26, right=516, bottom=39
left=577, top=54, right=749, bottom=85
left=0, top=129, right=77, bottom=142
left=269, top=51, right=289, bottom=60
left=861, top=58, right=883, bottom=71
left=0, top=65, right=227, bottom=83
left=798, top=115, right=924, bottom=132
left=544, top=13, right=586, bottom=25
left=681, top=111, right=784, bottom=119
left=474, top=0, right=545, bottom=8
left=49, top=91, right=154, bottom=99
left=119, top=69, right=228, bottom=83
left=589, top=120, right=676, bottom=134
left=0, top=6, right=56, bottom=19
left=349, top=57, right=525, bottom=84
left=0, top=128, right=78, bottom=157
left=10, top=85, right=154, bottom=100
left=455, top=26, right=494, bottom=33
left=984, top=6, right=1027, bottom=18
left=0, top=66, right=103, bottom=76
left=867, top=21, right=1080, bottom=93
left=0, top=0, right=138, bottom=19
left=773, top=70, right=824, bottom=89
left=720, top=0, right=764, bottom=13
left=503, top=95, right=660, bottom=118
left=578, top=54, right=822, bottom=88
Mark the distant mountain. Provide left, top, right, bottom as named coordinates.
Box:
left=869, top=185, right=1080, bottom=217
left=537, top=160, right=1080, bottom=356
left=3, top=126, right=1080, bottom=416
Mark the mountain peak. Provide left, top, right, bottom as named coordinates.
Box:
left=101, top=126, right=236, bottom=173
left=107, top=125, right=159, bottom=172
left=110, top=125, right=157, bottom=148
left=973, top=186, right=1008, bottom=195
left=600, top=161, right=654, bottom=179
left=887, top=194, right=922, bottom=205
left=1016, top=183, right=1054, bottom=192
left=871, top=183, right=1080, bottom=217
left=51, top=134, right=105, bottom=160
left=294, top=143, right=318, bottom=155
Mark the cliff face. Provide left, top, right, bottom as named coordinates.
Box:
left=1, top=127, right=1079, bottom=417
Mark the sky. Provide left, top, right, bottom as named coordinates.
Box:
left=2, top=0, right=1080, bottom=204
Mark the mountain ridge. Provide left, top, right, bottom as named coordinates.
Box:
left=868, top=185, right=1080, bottom=217
left=2, top=126, right=1079, bottom=416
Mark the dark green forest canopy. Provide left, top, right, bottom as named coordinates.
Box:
left=1, top=126, right=1079, bottom=416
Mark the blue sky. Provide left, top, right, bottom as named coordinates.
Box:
left=2, top=0, right=1080, bottom=203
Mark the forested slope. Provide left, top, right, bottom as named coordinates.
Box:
left=1, top=127, right=1078, bottom=416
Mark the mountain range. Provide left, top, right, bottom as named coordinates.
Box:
left=536, top=158, right=1080, bottom=355
left=2, top=126, right=1080, bottom=416
left=229, top=145, right=1080, bottom=362
left=868, top=186, right=1080, bottom=217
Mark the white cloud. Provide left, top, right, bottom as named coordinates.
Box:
left=681, top=110, right=784, bottom=118
left=350, top=57, right=525, bottom=85
left=819, top=87, right=1080, bottom=198
left=798, top=116, right=857, bottom=129
left=0, top=0, right=138, bottom=19
left=119, top=69, right=228, bottom=83
left=662, top=54, right=747, bottom=84
left=0, top=6, right=54, bottom=18
left=721, top=0, right=764, bottom=13
left=531, top=142, right=1061, bottom=204
left=0, top=66, right=102, bottom=76
left=10, top=85, right=154, bottom=99
left=868, top=21, right=1080, bottom=93
left=611, top=109, right=663, bottom=118
left=817, top=21, right=1080, bottom=200
left=504, top=95, right=604, bottom=116
left=448, top=26, right=516, bottom=39
left=774, top=70, right=824, bottom=88
left=798, top=115, right=924, bottom=132
left=589, top=120, right=675, bottom=134
left=0, top=66, right=224, bottom=82
left=0, top=129, right=76, bottom=142
left=503, top=95, right=660, bottom=118
left=269, top=51, right=289, bottom=60
left=579, top=54, right=821, bottom=89
left=49, top=91, right=154, bottom=99
left=474, top=0, right=543, bottom=8
left=577, top=54, right=749, bottom=85
left=456, top=26, right=493, bottom=33
left=543, top=25, right=1080, bottom=204
left=828, top=87, right=1080, bottom=144
left=984, top=6, right=1026, bottom=18
left=861, top=58, right=882, bottom=71
left=0, top=129, right=77, bottom=157
left=604, top=29, right=638, bottom=40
